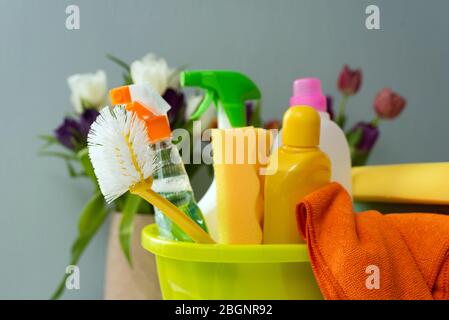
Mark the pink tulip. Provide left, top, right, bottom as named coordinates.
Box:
left=337, top=65, right=362, bottom=95
left=374, top=88, right=406, bottom=119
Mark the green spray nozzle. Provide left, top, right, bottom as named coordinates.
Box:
left=180, top=70, right=261, bottom=128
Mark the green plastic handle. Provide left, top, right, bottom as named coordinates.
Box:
left=190, top=89, right=216, bottom=121
left=180, top=70, right=261, bottom=128
left=223, top=103, right=247, bottom=127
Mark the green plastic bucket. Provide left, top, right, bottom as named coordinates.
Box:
left=142, top=224, right=322, bottom=300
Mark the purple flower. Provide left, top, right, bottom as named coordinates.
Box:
left=163, top=88, right=185, bottom=126
left=326, top=95, right=334, bottom=120
left=54, top=118, right=83, bottom=150
left=54, top=109, right=99, bottom=151
left=79, top=109, right=100, bottom=137
left=350, top=121, right=380, bottom=151
left=347, top=121, right=380, bottom=166
left=246, top=101, right=253, bottom=126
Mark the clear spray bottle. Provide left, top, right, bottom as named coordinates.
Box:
left=110, top=84, right=208, bottom=241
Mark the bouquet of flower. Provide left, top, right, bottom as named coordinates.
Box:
left=329, top=65, right=407, bottom=166
left=39, top=53, right=223, bottom=299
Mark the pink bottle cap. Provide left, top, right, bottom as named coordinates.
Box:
left=289, top=78, right=327, bottom=112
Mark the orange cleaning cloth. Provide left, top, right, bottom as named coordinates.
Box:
left=296, top=182, right=449, bottom=300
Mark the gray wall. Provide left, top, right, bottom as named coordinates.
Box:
left=0, top=0, right=448, bottom=299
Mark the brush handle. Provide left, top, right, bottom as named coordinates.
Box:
left=130, top=182, right=215, bottom=244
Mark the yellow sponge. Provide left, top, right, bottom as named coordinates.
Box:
left=352, top=162, right=449, bottom=204
left=212, top=127, right=272, bottom=244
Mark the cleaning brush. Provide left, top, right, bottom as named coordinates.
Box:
left=88, top=106, right=215, bottom=244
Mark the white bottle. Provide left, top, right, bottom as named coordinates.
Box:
left=196, top=103, right=230, bottom=242
left=273, top=78, right=352, bottom=195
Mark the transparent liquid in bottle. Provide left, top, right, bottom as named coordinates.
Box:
left=151, top=140, right=208, bottom=241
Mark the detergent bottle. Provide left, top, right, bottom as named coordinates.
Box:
left=263, top=106, right=331, bottom=244
left=180, top=70, right=261, bottom=241
left=110, top=84, right=208, bottom=241
left=274, top=78, right=352, bottom=194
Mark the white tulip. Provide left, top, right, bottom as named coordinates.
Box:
left=130, top=53, right=171, bottom=95
left=167, top=68, right=180, bottom=90
left=68, top=70, right=107, bottom=113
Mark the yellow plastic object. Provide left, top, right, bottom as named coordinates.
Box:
left=142, top=224, right=322, bottom=300
left=282, top=105, right=320, bottom=147
left=352, top=163, right=449, bottom=205
left=130, top=180, right=215, bottom=244
left=264, top=106, right=331, bottom=244
left=211, top=128, right=271, bottom=244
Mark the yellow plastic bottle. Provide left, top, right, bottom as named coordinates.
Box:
left=263, top=106, right=331, bottom=244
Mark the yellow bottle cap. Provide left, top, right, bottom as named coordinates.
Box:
left=282, top=105, right=320, bottom=147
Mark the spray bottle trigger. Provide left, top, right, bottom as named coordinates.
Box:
left=190, top=90, right=217, bottom=121
left=223, top=103, right=247, bottom=128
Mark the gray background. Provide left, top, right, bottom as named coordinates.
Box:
left=0, top=0, right=448, bottom=299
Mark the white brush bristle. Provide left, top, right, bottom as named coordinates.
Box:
left=88, top=106, right=155, bottom=203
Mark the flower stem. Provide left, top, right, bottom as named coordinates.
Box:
left=371, top=117, right=380, bottom=127
left=336, top=94, right=349, bottom=128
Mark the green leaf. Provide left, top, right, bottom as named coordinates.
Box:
left=106, top=54, right=133, bottom=85
left=185, top=162, right=202, bottom=180
left=336, top=114, right=347, bottom=129
left=38, top=150, right=77, bottom=161
left=113, top=191, right=154, bottom=214
left=336, top=94, right=349, bottom=129
left=38, top=134, right=58, bottom=146
left=51, top=192, right=109, bottom=299
left=77, top=191, right=107, bottom=238
left=137, top=200, right=153, bottom=214
left=123, top=73, right=133, bottom=85
left=346, top=127, right=363, bottom=148
left=80, top=98, right=98, bottom=110
left=206, top=162, right=214, bottom=177
left=113, top=193, right=127, bottom=212
left=351, top=148, right=371, bottom=166
left=65, top=160, right=79, bottom=178
left=119, top=193, right=142, bottom=266
left=38, top=134, right=62, bottom=151
left=76, top=148, right=97, bottom=186
left=106, top=54, right=131, bottom=72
